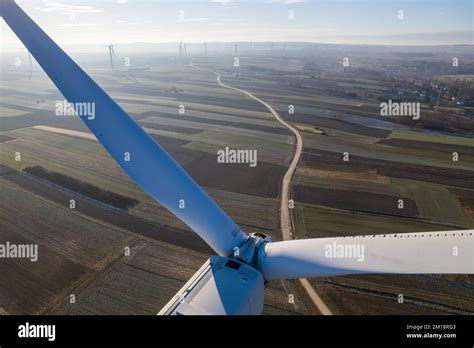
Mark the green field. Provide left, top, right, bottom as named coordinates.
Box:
left=294, top=169, right=472, bottom=227
left=391, top=178, right=471, bottom=227
left=389, top=130, right=474, bottom=147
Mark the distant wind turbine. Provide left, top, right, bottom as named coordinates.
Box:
left=27, top=51, right=33, bottom=80
left=204, top=41, right=207, bottom=55
left=436, top=85, right=443, bottom=108
left=234, top=43, right=239, bottom=56
left=178, top=41, right=183, bottom=59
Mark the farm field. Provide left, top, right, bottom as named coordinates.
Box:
left=0, top=173, right=306, bottom=315
left=1, top=47, right=474, bottom=316
left=389, top=130, right=474, bottom=147
left=208, top=56, right=474, bottom=315
left=0, top=66, right=313, bottom=314
left=0, top=126, right=288, bottom=198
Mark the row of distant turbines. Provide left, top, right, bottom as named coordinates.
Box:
left=24, top=41, right=305, bottom=77
left=180, top=42, right=240, bottom=58
left=175, top=42, right=295, bottom=57
left=103, top=41, right=296, bottom=72
left=105, top=41, right=241, bottom=70
left=24, top=41, right=315, bottom=77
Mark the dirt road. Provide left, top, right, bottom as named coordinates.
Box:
left=215, top=73, right=333, bottom=315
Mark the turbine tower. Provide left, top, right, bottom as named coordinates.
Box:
left=436, top=85, right=442, bottom=108
left=2, top=0, right=473, bottom=316
left=178, top=41, right=183, bottom=59
left=106, top=43, right=116, bottom=70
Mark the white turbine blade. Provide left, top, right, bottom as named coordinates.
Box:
left=257, top=231, right=474, bottom=280
left=1, top=0, right=247, bottom=256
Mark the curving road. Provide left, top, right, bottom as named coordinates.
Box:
left=215, top=73, right=333, bottom=315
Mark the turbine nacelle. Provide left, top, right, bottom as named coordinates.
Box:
left=159, top=232, right=272, bottom=315
left=159, top=256, right=265, bottom=315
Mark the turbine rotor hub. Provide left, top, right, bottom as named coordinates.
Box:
left=231, top=232, right=272, bottom=268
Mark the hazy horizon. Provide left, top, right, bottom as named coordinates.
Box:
left=2, top=40, right=473, bottom=55
left=1, top=0, right=472, bottom=50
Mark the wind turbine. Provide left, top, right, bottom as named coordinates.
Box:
left=178, top=41, right=183, bottom=59
left=27, top=51, right=32, bottom=80
left=436, top=85, right=443, bottom=108
left=106, top=43, right=116, bottom=70
left=204, top=41, right=207, bottom=56
left=234, top=43, right=239, bottom=56
left=184, top=43, right=187, bottom=56
left=2, top=0, right=473, bottom=315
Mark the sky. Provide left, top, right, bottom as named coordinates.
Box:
left=1, top=0, right=473, bottom=49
